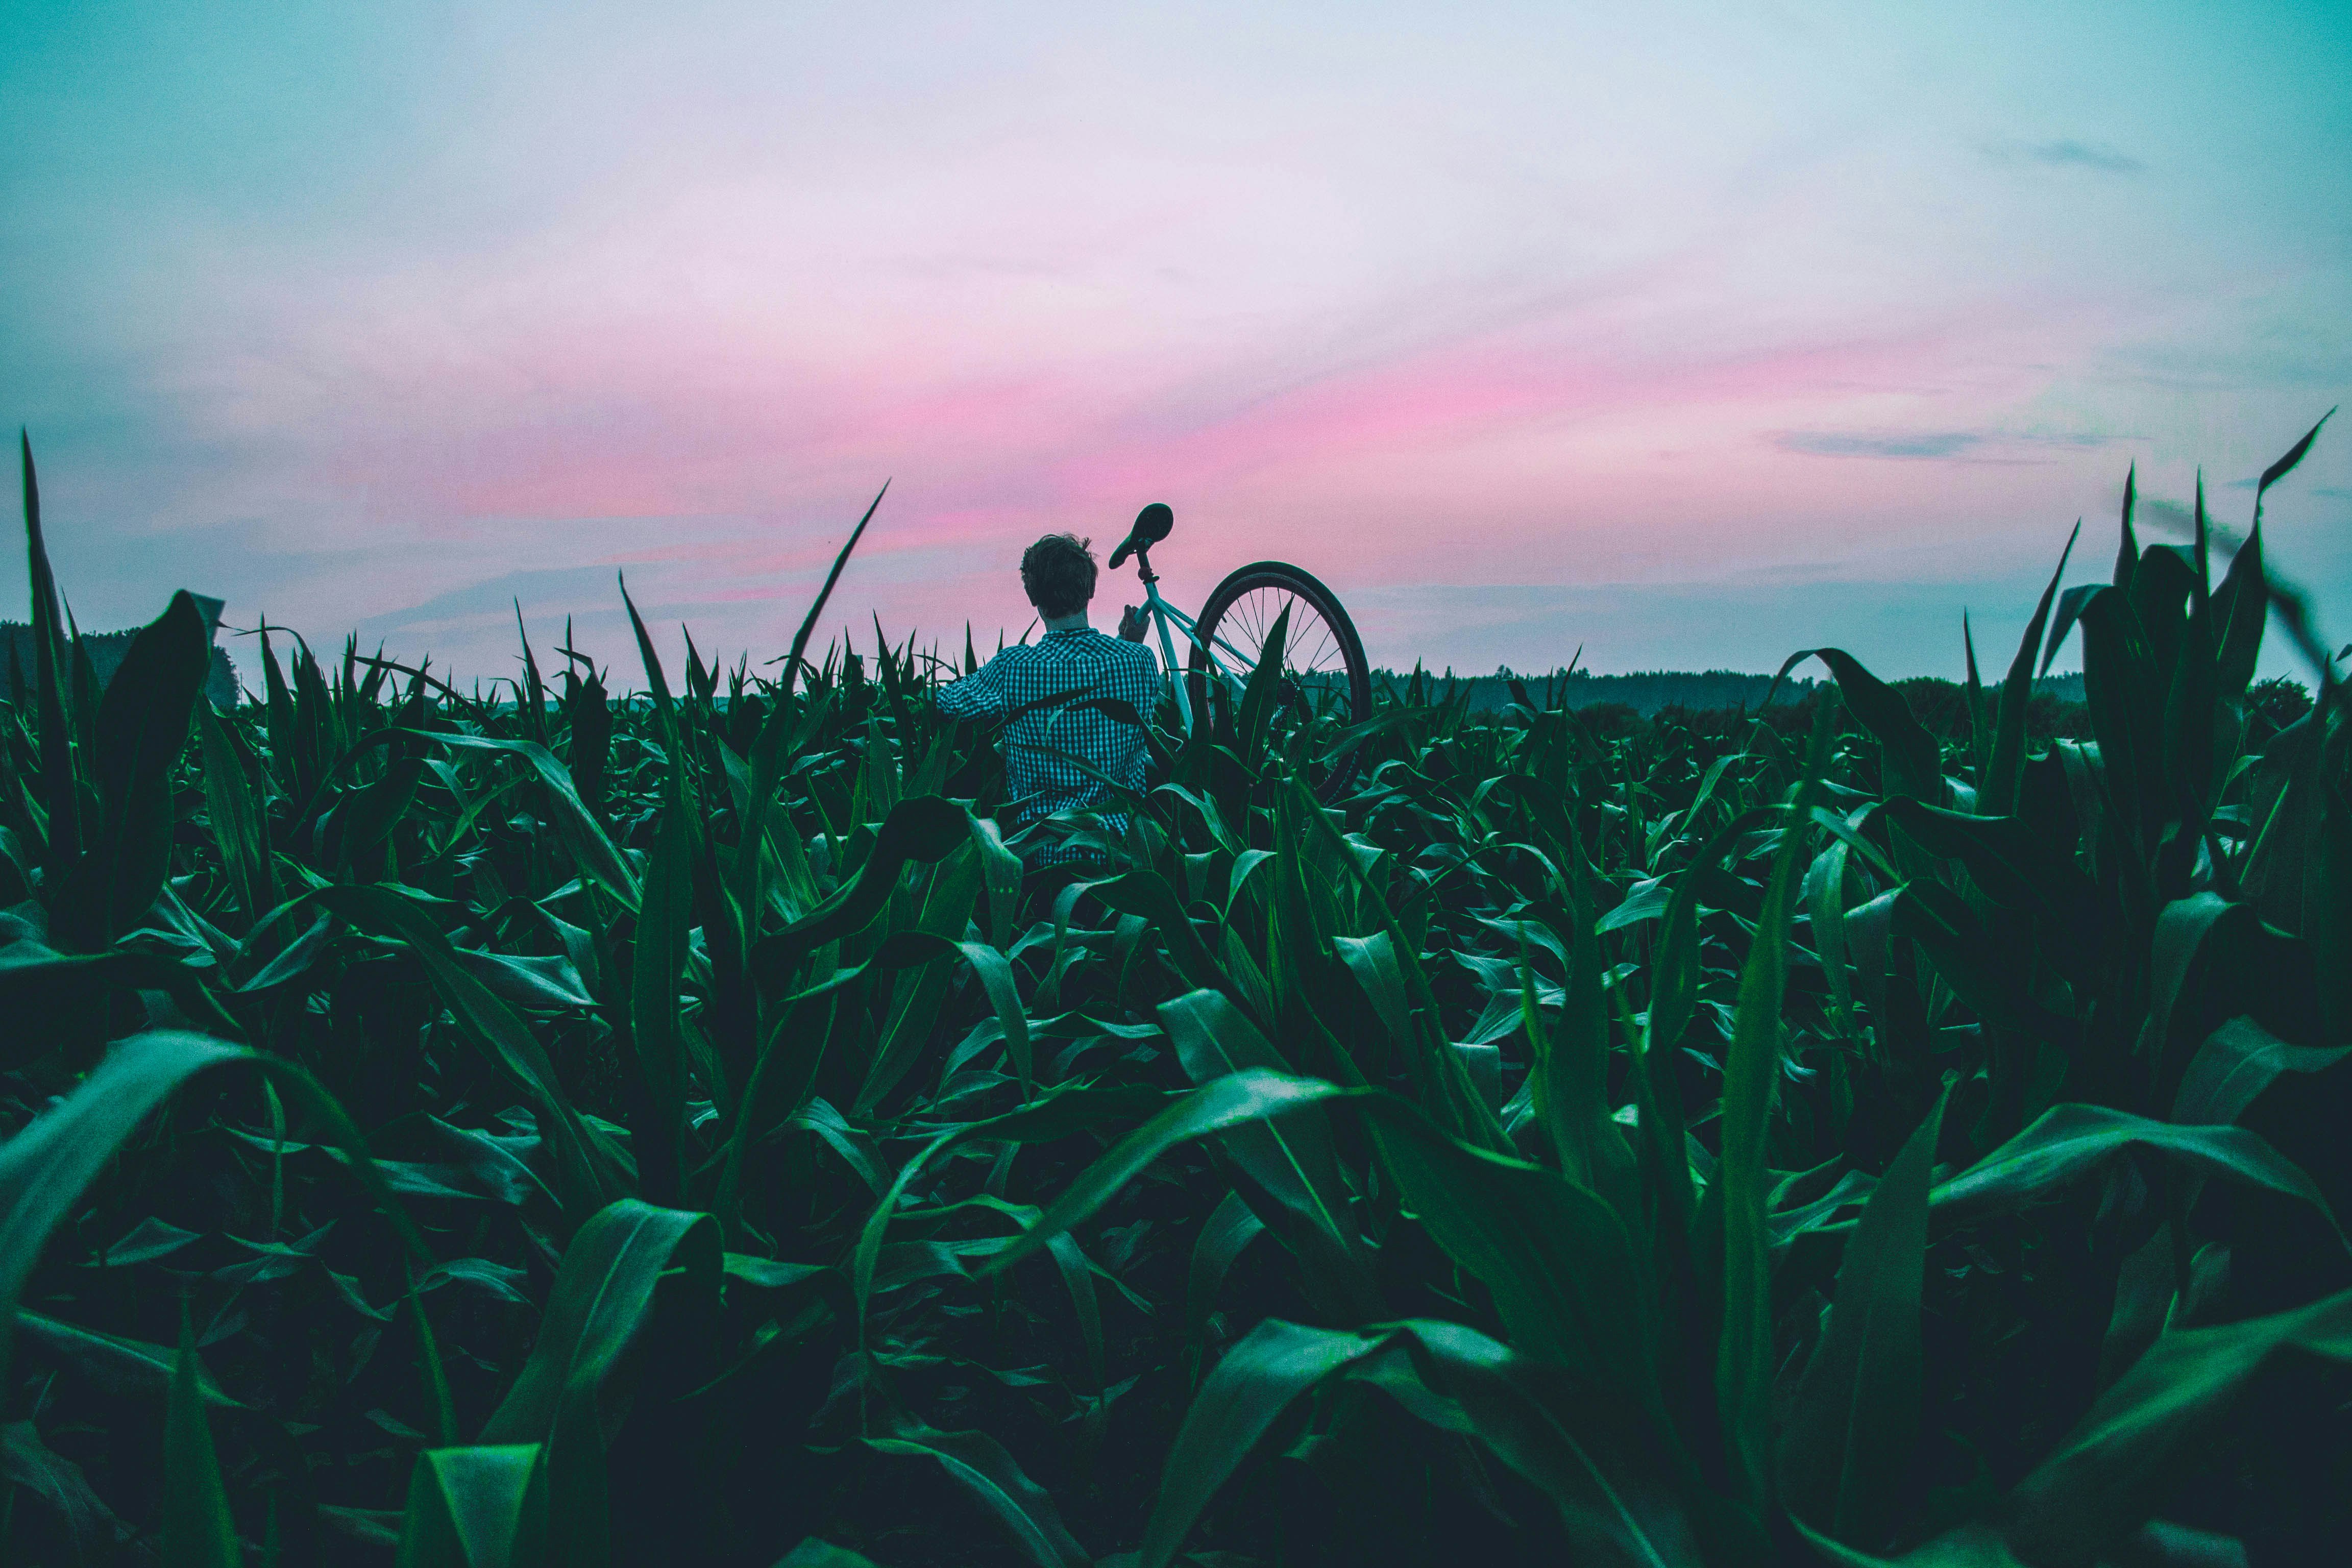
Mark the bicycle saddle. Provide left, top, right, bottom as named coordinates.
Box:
left=1108, top=503, right=1173, bottom=569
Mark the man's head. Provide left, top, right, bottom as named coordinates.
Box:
left=1021, top=533, right=1098, bottom=619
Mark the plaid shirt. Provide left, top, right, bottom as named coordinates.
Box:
left=936, top=628, right=1160, bottom=860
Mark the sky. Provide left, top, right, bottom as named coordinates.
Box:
left=5, top=1, right=2350, bottom=690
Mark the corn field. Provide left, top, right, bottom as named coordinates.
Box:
left=2, top=418, right=2349, bottom=1568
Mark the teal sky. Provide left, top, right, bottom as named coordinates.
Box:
left=5, top=2, right=2349, bottom=686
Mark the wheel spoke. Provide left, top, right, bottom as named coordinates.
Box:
left=1197, top=571, right=1366, bottom=801
left=1302, top=622, right=1336, bottom=674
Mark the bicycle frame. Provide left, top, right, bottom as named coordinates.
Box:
left=1129, top=555, right=1255, bottom=733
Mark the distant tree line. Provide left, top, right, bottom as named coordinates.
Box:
left=1373, top=666, right=1821, bottom=716
left=3, top=617, right=239, bottom=707
left=1368, top=665, right=2091, bottom=719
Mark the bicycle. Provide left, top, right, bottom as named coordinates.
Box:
left=1105, top=502, right=1374, bottom=803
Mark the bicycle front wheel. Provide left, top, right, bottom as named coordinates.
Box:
left=1187, top=560, right=1374, bottom=803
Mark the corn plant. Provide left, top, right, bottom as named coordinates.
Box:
left=0, top=418, right=2346, bottom=1567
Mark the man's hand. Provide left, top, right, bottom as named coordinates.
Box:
left=1117, top=604, right=1147, bottom=642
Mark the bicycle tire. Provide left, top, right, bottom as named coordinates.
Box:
left=1187, top=560, right=1374, bottom=803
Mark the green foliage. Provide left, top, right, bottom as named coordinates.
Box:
left=2, top=426, right=2349, bottom=1566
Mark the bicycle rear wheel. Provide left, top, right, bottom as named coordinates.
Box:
left=1187, top=560, right=1373, bottom=803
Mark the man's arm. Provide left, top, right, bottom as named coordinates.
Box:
left=1114, top=643, right=1161, bottom=788
left=1120, top=642, right=1161, bottom=716
left=936, top=656, right=1011, bottom=722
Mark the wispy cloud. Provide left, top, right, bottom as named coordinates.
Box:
left=4, top=3, right=2344, bottom=685
left=2139, top=497, right=2197, bottom=535
left=1773, top=430, right=1980, bottom=459
left=1983, top=138, right=2145, bottom=175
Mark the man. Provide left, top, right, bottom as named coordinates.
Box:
left=936, top=532, right=1159, bottom=864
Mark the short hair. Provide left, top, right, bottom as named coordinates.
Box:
left=1020, top=533, right=1098, bottom=618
